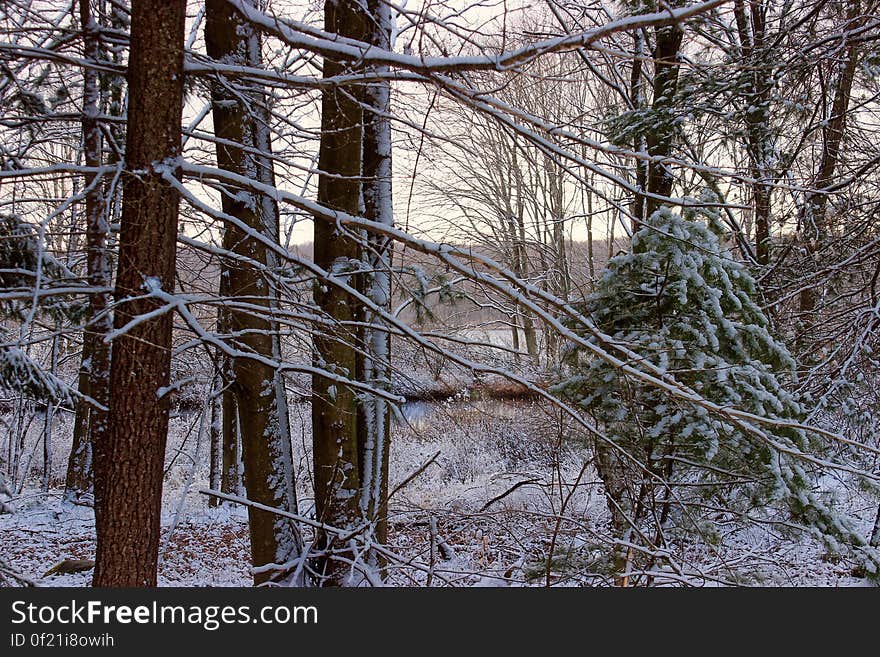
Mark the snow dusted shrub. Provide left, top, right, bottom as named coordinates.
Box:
left=0, top=344, right=72, bottom=405
left=0, top=214, right=81, bottom=405
left=553, top=200, right=880, bottom=581
left=0, top=214, right=86, bottom=322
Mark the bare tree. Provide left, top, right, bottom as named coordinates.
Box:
left=798, top=0, right=864, bottom=315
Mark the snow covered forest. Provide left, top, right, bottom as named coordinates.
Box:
left=1, top=0, right=880, bottom=588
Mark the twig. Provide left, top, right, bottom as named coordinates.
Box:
left=1, top=558, right=36, bottom=587
left=429, top=516, right=456, bottom=561
left=389, top=450, right=440, bottom=500
left=479, top=477, right=543, bottom=512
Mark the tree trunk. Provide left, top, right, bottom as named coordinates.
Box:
left=734, top=0, right=774, bottom=265
left=511, top=140, right=538, bottom=360
left=645, top=22, right=684, bottom=218
left=630, top=29, right=647, bottom=231
left=64, top=0, right=112, bottom=507
left=312, top=0, right=369, bottom=586
left=208, top=365, right=222, bottom=507
left=42, top=328, right=61, bottom=492
left=65, top=337, right=93, bottom=504
left=357, top=0, right=394, bottom=559
left=205, top=0, right=303, bottom=585
left=871, top=503, right=880, bottom=548
left=799, top=0, right=860, bottom=313
left=585, top=169, right=595, bottom=280
left=92, top=0, right=185, bottom=587
left=218, top=263, right=241, bottom=498
left=592, top=438, right=636, bottom=584
left=221, top=368, right=241, bottom=496
left=753, top=177, right=772, bottom=265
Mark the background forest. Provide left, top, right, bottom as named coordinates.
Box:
left=2, top=0, right=880, bottom=587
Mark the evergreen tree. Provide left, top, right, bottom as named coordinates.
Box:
left=554, top=198, right=879, bottom=580
left=0, top=213, right=81, bottom=405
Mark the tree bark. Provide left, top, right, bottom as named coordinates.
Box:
left=645, top=22, right=684, bottom=218
left=799, top=0, right=861, bottom=313
left=357, top=0, right=394, bottom=563
left=41, top=329, right=60, bottom=493
left=218, top=261, right=241, bottom=498
left=871, top=503, right=880, bottom=548
left=64, top=0, right=112, bottom=507
left=585, top=168, right=595, bottom=280
left=208, top=366, right=222, bottom=508
left=205, top=0, right=303, bottom=585
left=312, top=0, right=369, bottom=586
left=734, top=0, right=774, bottom=265
left=92, top=0, right=185, bottom=587
left=510, top=137, right=538, bottom=359
left=630, top=29, right=647, bottom=231
left=65, top=337, right=94, bottom=503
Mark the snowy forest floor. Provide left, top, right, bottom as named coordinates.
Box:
left=1, top=397, right=875, bottom=587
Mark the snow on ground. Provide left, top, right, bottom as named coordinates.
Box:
left=1, top=500, right=252, bottom=586
left=1, top=398, right=876, bottom=586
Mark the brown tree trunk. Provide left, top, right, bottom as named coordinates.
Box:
left=585, top=168, right=595, bottom=280
left=64, top=0, right=112, bottom=507
left=645, top=22, right=684, bottom=218
left=208, top=366, right=222, bottom=507
left=799, top=0, right=861, bottom=313
left=630, top=29, right=647, bottom=231
left=312, top=0, right=369, bottom=586
left=510, top=140, right=538, bottom=360
left=65, top=337, right=94, bottom=504
left=592, top=438, right=636, bottom=584
left=221, top=370, right=241, bottom=496
left=218, top=264, right=241, bottom=498
left=733, top=0, right=774, bottom=265
left=92, top=0, right=185, bottom=587
left=753, top=181, right=772, bottom=265
left=205, top=0, right=303, bottom=585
